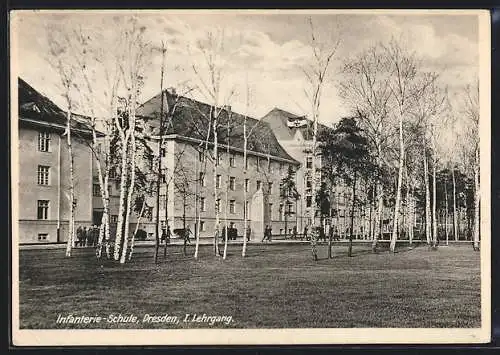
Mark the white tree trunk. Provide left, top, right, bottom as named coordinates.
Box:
left=452, top=167, right=458, bottom=241
left=432, top=155, right=438, bottom=247
left=93, top=133, right=110, bottom=259
left=114, top=131, right=129, bottom=260
left=372, top=151, right=383, bottom=251
left=473, top=148, right=480, bottom=250
left=445, top=173, right=449, bottom=245
left=424, top=154, right=431, bottom=245
left=213, top=111, right=220, bottom=256
left=65, top=110, right=76, bottom=257
left=121, top=101, right=138, bottom=264
left=242, top=125, right=248, bottom=257
left=390, top=113, right=404, bottom=253
left=129, top=199, right=146, bottom=261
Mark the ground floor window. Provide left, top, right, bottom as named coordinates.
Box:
left=37, top=200, right=49, bottom=220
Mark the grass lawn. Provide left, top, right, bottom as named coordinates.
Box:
left=18, top=243, right=481, bottom=329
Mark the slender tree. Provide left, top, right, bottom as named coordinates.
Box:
left=302, top=17, right=340, bottom=260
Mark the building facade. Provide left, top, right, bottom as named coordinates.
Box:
left=134, top=91, right=301, bottom=239
left=17, top=78, right=94, bottom=243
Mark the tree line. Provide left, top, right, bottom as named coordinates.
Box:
left=44, top=15, right=480, bottom=264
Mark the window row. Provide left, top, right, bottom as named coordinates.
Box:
left=198, top=150, right=293, bottom=174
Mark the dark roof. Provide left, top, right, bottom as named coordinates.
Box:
left=18, top=78, right=94, bottom=136
left=260, top=107, right=330, bottom=141
left=137, top=91, right=299, bottom=164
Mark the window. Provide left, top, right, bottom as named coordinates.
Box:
left=256, top=156, right=260, bottom=171
left=306, top=178, right=312, bottom=193
left=37, top=200, right=49, bottom=220
left=245, top=179, right=249, bottom=192
left=267, top=159, right=271, bottom=172
left=109, top=168, right=117, bottom=179
left=37, top=165, right=50, bottom=185
left=268, top=182, right=273, bottom=194
left=244, top=201, right=249, bottom=219
left=93, top=184, right=101, bottom=197
left=230, top=154, right=235, bottom=167
left=279, top=204, right=284, bottom=221
left=200, top=221, right=205, bottom=232
left=200, top=197, right=206, bottom=212
left=245, top=157, right=249, bottom=170
left=217, top=153, right=222, bottom=166
left=229, top=177, right=235, bottom=191
left=115, top=180, right=120, bottom=191
left=229, top=200, right=235, bottom=214
left=160, top=148, right=166, bottom=157
left=143, top=206, right=153, bottom=221
left=38, top=233, right=49, bottom=241
left=111, top=215, right=118, bottom=223
left=149, top=156, right=155, bottom=169
left=160, top=194, right=167, bottom=209
left=306, top=156, right=313, bottom=169
left=306, top=195, right=312, bottom=208
left=216, top=175, right=221, bottom=189
left=161, top=169, right=167, bottom=183
left=256, top=180, right=261, bottom=190
left=198, top=151, right=204, bottom=162
left=216, top=199, right=221, bottom=213
left=268, top=203, right=273, bottom=219
left=287, top=203, right=293, bottom=214
left=199, top=172, right=206, bottom=187
left=38, top=132, right=50, bottom=152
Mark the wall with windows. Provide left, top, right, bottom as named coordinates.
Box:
left=18, top=126, right=93, bottom=243
left=167, top=139, right=299, bottom=238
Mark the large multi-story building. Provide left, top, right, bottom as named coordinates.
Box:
left=260, top=108, right=331, bottom=232
left=261, top=108, right=394, bottom=239
left=17, top=78, right=94, bottom=243
left=134, top=91, right=301, bottom=239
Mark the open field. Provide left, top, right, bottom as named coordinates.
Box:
left=18, top=243, right=481, bottom=329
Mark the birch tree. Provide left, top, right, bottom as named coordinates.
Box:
left=384, top=39, right=438, bottom=253
left=108, top=18, right=152, bottom=263
left=46, top=26, right=79, bottom=257
left=302, top=17, right=340, bottom=260
left=189, top=28, right=236, bottom=257
left=338, top=44, right=396, bottom=252
left=460, top=81, right=480, bottom=251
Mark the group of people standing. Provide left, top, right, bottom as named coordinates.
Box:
left=76, top=225, right=100, bottom=247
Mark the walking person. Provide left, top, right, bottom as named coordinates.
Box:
left=183, top=224, right=193, bottom=256
left=246, top=226, right=251, bottom=242
left=185, top=224, right=192, bottom=245
left=292, top=225, right=298, bottom=240
left=161, top=226, right=167, bottom=244
left=303, top=225, right=308, bottom=241
left=261, top=225, right=269, bottom=243
left=165, top=224, right=171, bottom=245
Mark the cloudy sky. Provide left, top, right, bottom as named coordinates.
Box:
left=12, top=10, right=482, bottom=125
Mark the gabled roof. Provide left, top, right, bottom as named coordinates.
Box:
left=261, top=107, right=330, bottom=141
left=136, top=91, right=300, bottom=164
left=18, top=78, right=94, bottom=136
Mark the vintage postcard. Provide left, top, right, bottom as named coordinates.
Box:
left=10, top=9, right=491, bottom=346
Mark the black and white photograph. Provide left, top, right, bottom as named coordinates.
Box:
left=10, top=9, right=490, bottom=345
